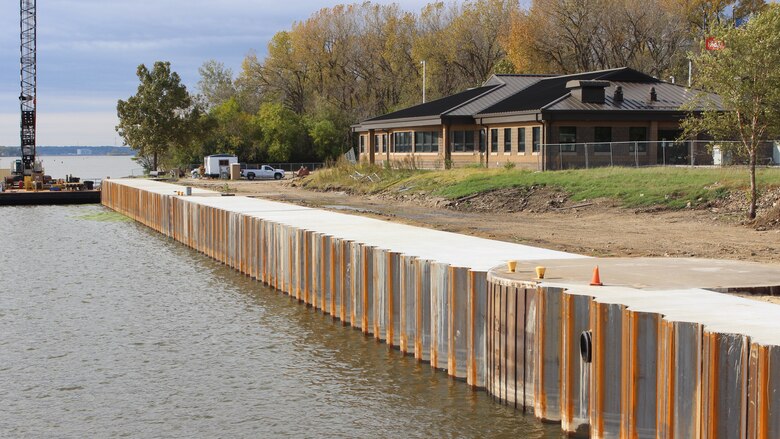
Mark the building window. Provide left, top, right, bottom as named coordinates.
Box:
left=360, top=135, right=365, bottom=153
left=393, top=132, right=412, bottom=153
left=382, top=134, right=388, bottom=153
left=414, top=131, right=439, bottom=153
left=594, top=127, right=611, bottom=153
left=453, top=131, right=464, bottom=152
left=532, top=127, right=540, bottom=153
left=504, top=128, right=512, bottom=153
left=518, top=128, right=526, bottom=154
left=559, top=126, right=576, bottom=152
left=375, top=135, right=381, bottom=153
left=465, top=131, right=475, bottom=151
left=479, top=129, right=486, bottom=152
left=629, top=127, right=648, bottom=153
left=452, top=130, right=475, bottom=152
left=490, top=129, right=498, bottom=153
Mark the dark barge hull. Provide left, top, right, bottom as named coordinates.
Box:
left=0, top=190, right=101, bottom=205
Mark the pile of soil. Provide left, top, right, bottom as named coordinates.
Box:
left=709, top=186, right=780, bottom=230
left=753, top=204, right=780, bottom=230
left=444, top=186, right=570, bottom=213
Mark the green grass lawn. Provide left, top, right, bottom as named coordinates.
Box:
left=304, top=164, right=780, bottom=209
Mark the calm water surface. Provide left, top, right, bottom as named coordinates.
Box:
left=0, top=205, right=561, bottom=438
left=0, top=155, right=139, bottom=179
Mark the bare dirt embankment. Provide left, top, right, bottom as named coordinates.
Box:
left=183, top=177, right=780, bottom=265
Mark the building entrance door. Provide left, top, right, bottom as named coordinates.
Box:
left=657, top=129, right=688, bottom=165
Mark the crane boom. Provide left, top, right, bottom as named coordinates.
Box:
left=20, top=0, right=36, bottom=177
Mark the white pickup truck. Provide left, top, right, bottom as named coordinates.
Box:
left=241, top=165, right=285, bottom=180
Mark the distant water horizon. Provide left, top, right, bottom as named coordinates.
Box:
left=0, top=145, right=134, bottom=157
left=0, top=155, right=140, bottom=179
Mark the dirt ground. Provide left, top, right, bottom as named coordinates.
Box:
left=182, top=177, right=780, bottom=304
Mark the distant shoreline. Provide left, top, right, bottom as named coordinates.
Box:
left=0, top=146, right=135, bottom=157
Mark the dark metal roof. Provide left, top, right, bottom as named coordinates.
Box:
left=477, top=67, right=658, bottom=115
left=543, top=81, right=722, bottom=112
left=448, top=75, right=551, bottom=116
left=364, top=85, right=497, bottom=122
left=357, top=67, right=719, bottom=129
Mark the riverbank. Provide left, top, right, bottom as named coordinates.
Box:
left=182, top=167, right=780, bottom=266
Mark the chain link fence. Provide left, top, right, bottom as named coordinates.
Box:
left=543, top=140, right=779, bottom=170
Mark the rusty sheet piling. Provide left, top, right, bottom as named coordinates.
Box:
left=487, top=259, right=780, bottom=439
left=101, top=179, right=578, bottom=390
left=103, top=180, right=780, bottom=438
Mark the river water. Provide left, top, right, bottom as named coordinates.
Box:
left=0, top=204, right=559, bottom=438
left=0, top=156, right=139, bottom=179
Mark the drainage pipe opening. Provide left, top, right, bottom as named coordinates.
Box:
left=580, top=330, right=592, bottom=363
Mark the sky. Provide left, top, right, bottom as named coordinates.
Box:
left=0, top=0, right=433, bottom=147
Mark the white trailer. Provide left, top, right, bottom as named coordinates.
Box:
left=204, top=154, right=237, bottom=179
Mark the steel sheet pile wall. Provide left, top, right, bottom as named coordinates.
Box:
left=101, top=179, right=580, bottom=393
left=486, top=274, right=780, bottom=438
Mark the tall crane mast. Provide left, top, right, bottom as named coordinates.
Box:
left=20, top=0, right=36, bottom=178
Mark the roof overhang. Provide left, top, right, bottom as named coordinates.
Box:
left=353, top=115, right=477, bottom=132
left=353, top=116, right=444, bottom=132
left=475, top=111, right=541, bottom=125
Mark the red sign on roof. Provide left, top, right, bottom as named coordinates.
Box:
left=705, top=37, right=725, bottom=51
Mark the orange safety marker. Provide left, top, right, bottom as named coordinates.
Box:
left=590, top=265, right=603, bottom=286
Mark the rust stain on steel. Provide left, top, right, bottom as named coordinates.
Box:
left=560, top=293, right=574, bottom=431
left=468, top=272, right=477, bottom=386
left=619, top=310, right=631, bottom=439
left=399, top=256, right=408, bottom=353
left=361, top=247, right=369, bottom=334
left=535, top=287, right=547, bottom=417
left=373, top=251, right=381, bottom=340
left=304, top=231, right=311, bottom=305
left=448, top=266, right=456, bottom=376
left=590, top=302, right=605, bottom=438
left=656, top=319, right=674, bottom=439
left=387, top=254, right=394, bottom=347
left=287, top=231, right=293, bottom=295
left=330, top=237, right=336, bottom=317
left=746, top=343, right=769, bottom=438
left=703, top=332, right=718, bottom=439
left=339, top=241, right=347, bottom=323
left=414, top=259, right=423, bottom=361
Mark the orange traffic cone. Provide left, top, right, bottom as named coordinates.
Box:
left=590, top=266, right=603, bottom=286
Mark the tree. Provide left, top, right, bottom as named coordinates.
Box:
left=197, top=60, right=236, bottom=110
left=308, top=118, right=344, bottom=160
left=116, top=62, right=199, bottom=171
left=447, top=0, right=519, bottom=85
left=205, top=98, right=261, bottom=161
left=514, top=0, right=690, bottom=76
left=682, top=4, right=780, bottom=219
left=255, top=102, right=308, bottom=162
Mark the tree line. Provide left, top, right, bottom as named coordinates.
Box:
left=117, top=0, right=768, bottom=171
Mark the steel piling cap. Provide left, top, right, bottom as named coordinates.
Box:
left=590, top=265, right=603, bottom=286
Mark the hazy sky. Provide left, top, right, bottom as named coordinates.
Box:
left=0, top=1, right=433, bottom=146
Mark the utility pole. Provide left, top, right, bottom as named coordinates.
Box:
left=421, top=60, right=426, bottom=103
left=688, top=59, right=692, bottom=87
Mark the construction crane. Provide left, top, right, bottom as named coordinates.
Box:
left=17, top=0, right=40, bottom=187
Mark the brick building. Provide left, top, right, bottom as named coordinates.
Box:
left=352, top=67, right=721, bottom=170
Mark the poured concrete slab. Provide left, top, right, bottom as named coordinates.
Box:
left=502, top=257, right=780, bottom=291
left=489, top=257, right=780, bottom=346
left=109, top=178, right=585, bottom=270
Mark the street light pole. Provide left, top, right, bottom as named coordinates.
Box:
left=421, top=60, right=426, bottom=103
